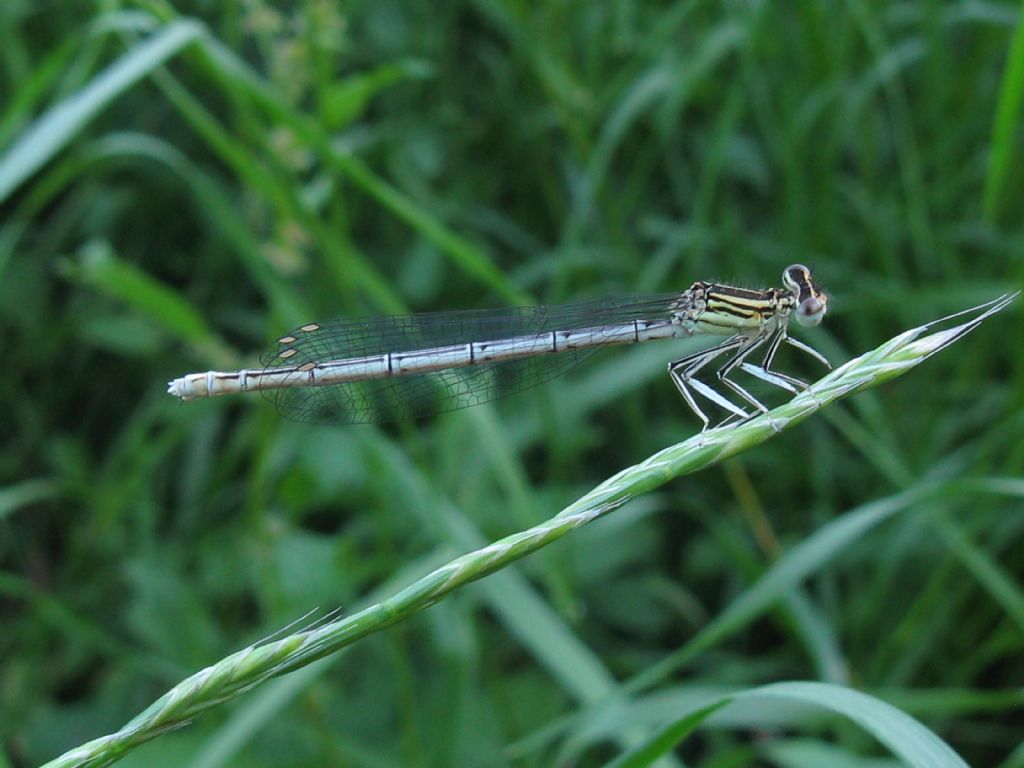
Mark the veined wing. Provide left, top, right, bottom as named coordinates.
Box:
left=258, top=294, right=680, bottom=425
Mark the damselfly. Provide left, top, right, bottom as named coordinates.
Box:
left=168, top=264, right=830, bottom=428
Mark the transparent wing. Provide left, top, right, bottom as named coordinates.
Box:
left=259, top=294, right=680, bottom=425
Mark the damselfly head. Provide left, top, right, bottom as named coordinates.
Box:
left=783, top=264, right=828, bottom=327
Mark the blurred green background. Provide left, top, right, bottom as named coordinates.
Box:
left=2, top=1, right=1024, bottom=766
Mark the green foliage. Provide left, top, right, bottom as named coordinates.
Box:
left=1, top=1, right=1022, bottom=766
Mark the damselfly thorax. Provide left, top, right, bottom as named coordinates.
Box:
left=168, top=264, right=830, bottom=429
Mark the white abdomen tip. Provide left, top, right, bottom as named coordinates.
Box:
left=168, top=377, right=188, bottom=399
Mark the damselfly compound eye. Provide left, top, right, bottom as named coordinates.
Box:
left=796, top=295, right=826, bottom=327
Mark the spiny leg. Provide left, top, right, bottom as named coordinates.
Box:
left=761, top=327, right=789, bottom=378
left=740, top=363, right=801, bottom=393
left=717, top=328, right=827, bottom=428
left=781, top=335, right=831, bottom=370
left=668, top=348, right=728, bottom=431
left=744, top=329, right=809, bottom=393
left=667, top=335, right=749, bottom=430
left=759, top=329, right=831, bottom=378
left=670, top=341, right=747, bottom=429
left=714, top=331, right=777, bottom=418
left=748, top=330, right=831, bottom=407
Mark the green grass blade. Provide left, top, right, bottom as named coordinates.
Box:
left=0, top=20, right=203, bottom=203
left=360, top=430, right=621, bottom=705
left=740, top=682, right=968, bottom=768
left=603, top=700, right=732, bottom=768
left=605, top=682, right=968, bottom=768
left=933, top=511, right=1024, bottom=634
left=60, top=241, right=232, bottom=365
left=625, top=485, right=934, bottom=693
left=0, top=478, right=57, bottom=521
left=983, top=6, right=1024, bottom=224
left=193, top=35, right=533, bottom=307
left=82, top=132, right=309, bottom=328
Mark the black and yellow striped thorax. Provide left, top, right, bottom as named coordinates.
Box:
left=671, top=282, right=793, bottom=335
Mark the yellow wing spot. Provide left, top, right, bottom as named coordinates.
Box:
left=279, top=349, right=298, bottom=359
left=298, top=362, right=316, bottom=372
left=300, top=323, right=321, bottom=332
left=277, top=335, right=297, bottom=344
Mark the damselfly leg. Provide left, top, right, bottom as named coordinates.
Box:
left=710, top=332, right=778, bottom=416
left=668, top=326, right=830, bottom=430
left=741, top=332, right=831, bottom=396
left=668, top=335, right=756, bottom=431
